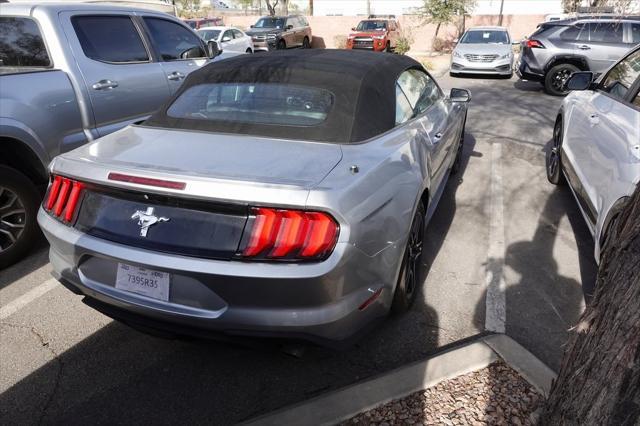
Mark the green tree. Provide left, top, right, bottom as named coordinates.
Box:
left=420, top=0, right=476, bottom=43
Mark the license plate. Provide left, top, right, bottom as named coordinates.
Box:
left=115, top=263, right=170, bottom=302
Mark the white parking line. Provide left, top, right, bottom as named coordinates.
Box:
left=485, top=143, right=507, bottom=333
left=0, top=278, right=59, bottom=320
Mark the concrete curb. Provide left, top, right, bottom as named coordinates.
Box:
left=243, top=334, right=556, bottom=426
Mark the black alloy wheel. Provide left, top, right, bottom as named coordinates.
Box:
left=545, top=63, right=580, bottom=96
left=546, top=116, right=566, bottom=185
left=302, top=36, right=311, bottom=48
left=391, top=202, right=425, bottom=314
left=277, top=40, right=286, bottom=50
left=0, top=166, right=41, bottom=269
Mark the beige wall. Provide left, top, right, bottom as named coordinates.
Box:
left=224, top=15, right=545, bottom=52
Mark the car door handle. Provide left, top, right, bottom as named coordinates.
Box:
left=589, top=113, right=600, bottom=125
left=578, top=45, right=591, bottom=50
left=91, top=80, right=118, bottom=90
left=167, top=72, right=185, bottom=81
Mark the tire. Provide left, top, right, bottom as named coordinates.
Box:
left=246, top=48, right=253, bottom=54
left=0, top=166, right=41, bottom=269
left=546, top=116, right=566, bottom=185
left=302, top=36, right=311, bottom=49
left=277, top=40, right=286, bottom=50
left=391, top=201, right=425, bottom=314
left=451, top=113, right=467, bottom=175
left=544, top=63, right=580, bottom=96
left=385, top=41, right=391, bottom=52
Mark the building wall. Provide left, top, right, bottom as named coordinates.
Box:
left=311, top=0, right=565, bottom=16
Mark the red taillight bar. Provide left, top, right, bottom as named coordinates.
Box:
left=45, top=175, right=62, bottom=210
left=45, top=175, right=85, bottom=223
left=242, top=208, right=339, bottom=260
left=108, top=172, right=186, bottom=190
left=526, top=39, right=545, bottom=49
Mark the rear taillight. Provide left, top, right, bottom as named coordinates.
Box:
left=526, top=39, right=545, bottom=49
left=44, top=175, right=85, bottom=223
left=241, top=208, right=339, bottom=261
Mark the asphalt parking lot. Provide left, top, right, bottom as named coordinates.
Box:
left=0, top=73, right=597, bottom=425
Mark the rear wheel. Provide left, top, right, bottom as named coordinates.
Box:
left=0, top=166, right=41, bottom=269
left=246, top=48, right=253, bottom=53
left=547, top=116, right=566, bottom=185
left=385, top=41, right=391, bottom=52
left=544, top=63, right=579, bottom=96
left=391, top=202, right=425, bottom=314
left=277, top=40, right=286, bottom=50
left=302, top=36, right=311, bottom=48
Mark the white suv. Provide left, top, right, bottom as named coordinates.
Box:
left=546, top=45, right=640, bottom=261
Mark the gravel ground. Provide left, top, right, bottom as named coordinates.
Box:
left=344, top=361, right=543, bottom=425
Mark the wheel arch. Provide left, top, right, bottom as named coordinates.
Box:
left=544, top=55, right=589, bottom=74
left=0, top=136, right=49, bottom=186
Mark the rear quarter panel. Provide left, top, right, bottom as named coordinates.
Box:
left=0, top=70, right=86, bottom=166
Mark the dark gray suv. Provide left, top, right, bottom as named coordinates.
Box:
left=516, top=16, right=640, bottom=95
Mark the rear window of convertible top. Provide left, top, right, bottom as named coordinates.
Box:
left=166, top=83, right=334, bottom=127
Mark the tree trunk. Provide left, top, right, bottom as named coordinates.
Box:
left=498, top=0, right=505, bottom=26
left=309, top=0, right=313, bottom=15
left=433, top=22, right=441, bottom=47
left=265, top=0, right=278, bottom=15
left=542, top=184, right=640, bottom=424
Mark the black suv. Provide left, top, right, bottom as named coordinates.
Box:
left=246, top=15, right=312, bottom=52
left=516, top=16, right=640, bottom=95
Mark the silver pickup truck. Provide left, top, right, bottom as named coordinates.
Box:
left=0, top=2, right=227, bottom=268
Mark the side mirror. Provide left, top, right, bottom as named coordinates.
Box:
left=286, top=24, right=293, bottom=30
left=222, top=36, right=232, bottom=42
left=453, top=38, right=459, bottom=44
left=207, top=40, right=222, bottom=58
left=450, top=88, right=471, bottom=103
left=351, top=27, right=356, bottom=31
left=511, top=40, right=520, bottom=45
left=250, top=24, right=255, bottom=28
left=565, top=71, right=594, bottom=91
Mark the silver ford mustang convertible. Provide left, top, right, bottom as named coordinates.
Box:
left=38, top=50, right=470, bottom=345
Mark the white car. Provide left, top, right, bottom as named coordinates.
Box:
left=546, top=45, right=640, bottom=261
left=450, top=26, right=517, bottom=77
left=197, top=26, right=253, bottom=54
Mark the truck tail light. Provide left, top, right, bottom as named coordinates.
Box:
left=242, top=208, right=339, bottom=261
left=526, top=39, right=545, bottom=49
left=44, top=175, right=85, bottom=223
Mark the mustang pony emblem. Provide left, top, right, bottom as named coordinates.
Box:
left=131, top=207, right=169, bottom=237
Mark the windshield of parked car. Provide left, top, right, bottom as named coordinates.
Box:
left=254, top=18, right=286, bottom=29
left=460, top=30, right=510, bottom=44
left=197, top=29, right=221, bottom=41
left=356, top=20, right=387, bottom=31
left=166, top=83, right=334, bottom=126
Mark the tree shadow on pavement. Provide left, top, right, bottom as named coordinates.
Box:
left=473, top=184, right=597, bottom=373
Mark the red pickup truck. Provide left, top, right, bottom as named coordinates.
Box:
left=347, top=18, right=401, bottom=52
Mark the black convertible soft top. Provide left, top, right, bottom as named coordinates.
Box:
left=145, top=49, right=423, bottom=143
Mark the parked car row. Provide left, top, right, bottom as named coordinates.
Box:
left=2, top=2, right=638, bottom=349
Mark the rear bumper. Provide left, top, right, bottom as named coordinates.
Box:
left=252, top=40, right=277, bottom=52
left=450, top=57, right=513, bottom=75
left=39, top=208, right=396, bottom=344
left=515, top=58, right=544, bottom=81
left=347, top=40, right=387, bottom=51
